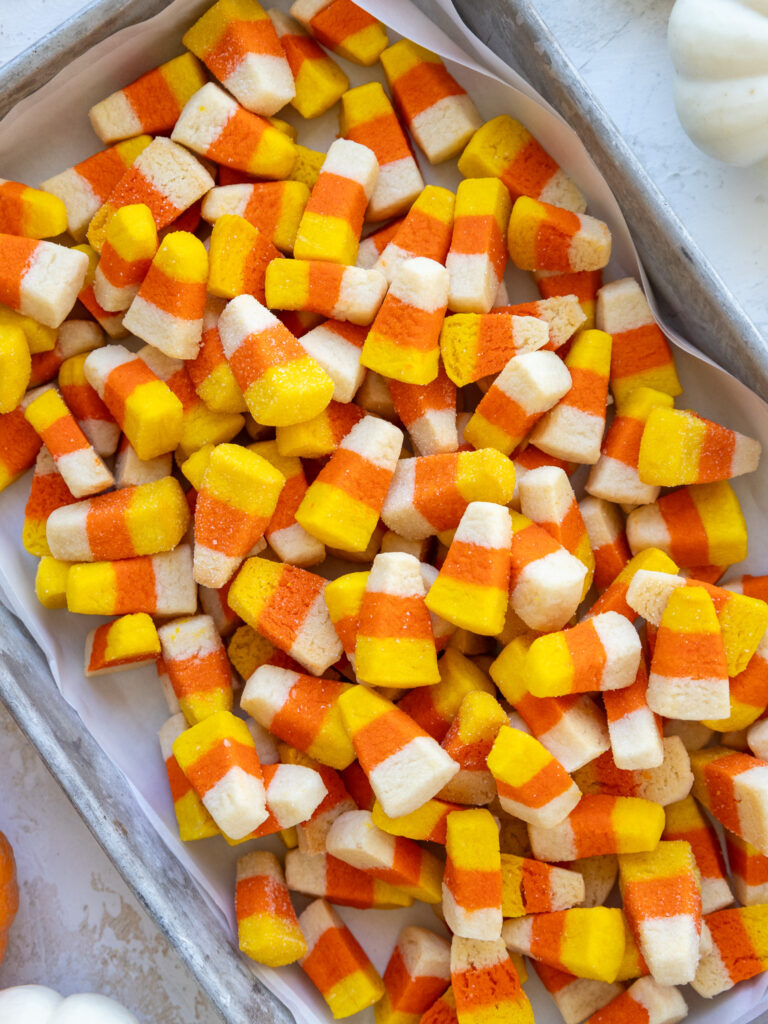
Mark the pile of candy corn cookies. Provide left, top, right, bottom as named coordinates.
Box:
left=3, top=0, right=768, bottom=1021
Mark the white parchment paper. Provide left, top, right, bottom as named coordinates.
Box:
left=1, top=1, right=767, bottom=1021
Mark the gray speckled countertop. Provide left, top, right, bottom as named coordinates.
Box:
left=0, top=2, right=765, bottom=1022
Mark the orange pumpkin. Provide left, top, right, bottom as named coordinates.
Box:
left=0, top=830, right=18, bottom=963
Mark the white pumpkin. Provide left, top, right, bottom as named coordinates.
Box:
left=0, top=986, right=139, bottom=1024
left=669, top=0, right=768, bottom=165
left=0, top=985, right=63, bottom=1022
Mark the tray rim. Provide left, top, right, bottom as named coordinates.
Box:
left=1, top=3, right=768, bottom=1024
left=452, top=0, right=768, bottom=403
left=0, top=601, right=294, bottom=1024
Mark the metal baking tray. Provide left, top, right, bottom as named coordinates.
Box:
left=0, top=3, right=766, bottom=1024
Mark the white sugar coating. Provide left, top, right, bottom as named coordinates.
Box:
left=136, top=344, right=183, bottom=381
left=580, top=495, right=625, bottom=548
left=84, top=344, right=137, bottom=394
left=539, top=167, right=588, bottom=214
left=506, top=314, right=551, bottom=353
left=567, top=215, right=612, bottom=272
left=236, top=849, right=283, bottom=883
left=326, top=810, right=398, bottom=872
left=57, top=320, right=104, bottom=358
left=546, top=864, right=587, bottom=910
left=171, top=83, right=237, bottom=154
left=519, top=465, right=577, bottom=525
left=46, top=502, right=91, bottom=561
left=158, top=615, right=221, bottom=662
left=446, top=252, right=498, bottom=314
left=546, top=977, right=622, bottom=1024
left=591, top=611, right=643, bottom=690
left=497, top=777, right=581, bottom=829
left=379, top=459, right=425, bottom=537
left=124, top=297, right=202, bottom=360
left=608, top=705, right=665, bottom=771
left=299, top=321, right=366, bottom=403
left=93, top=264, right=140, bottom=313
left=626, top=977, right=688, bottom=1024
left=201, top=184, right=252, bottom=222
left=193, top=546, right=244, bottom=591
left=732, top=432, right=763, bottom=476
left=700, top=875, right=734, bottom=916
left=453, top=501, right=511, bottom=549
left=647, top=671, right=730, bottom=720
left=319, top=138, right=379, bottom=196
left=55, top=447, right=113, bottom=500
left=521, top=293, right=587, bottom=346
left=115, top=443, right=172, bottom=487
left=151, top=545, right=198, bottom=616
left=748, top=717, right=768, bottom=759
left=531, top=404, right=606, bottom=465
left=222, top=51, right=296, bottom=118
left=369, top=736, right=459, bottom=818
left=335, top=266, right=388, bottom=324
left=357, top=234, right=387, bottom=270
left=19, top=242, right=89, bottom=328
left=442, top=885, right=502, bottom=940
left=495, top=350, right=572, bottom=412
left=535, top=695, right=611, bottom=773
left=268, top=521, right=326, bottom=568
left=406, top=407, right=458, bottom=456
left=730, top=840, right=768, bottom=904
left=587, top=453, right=660, bottom=506
left=290, top=0, right=332, bottom=29
left=218, top=293, right=280, bottom=355
left=451, top=936, right=509, bottom=978
left=500, top=917, right=534, bottom=957
left=511, top=548, right=587, bottom=632
left=41, top=166, right=101, bottom=240
left=296, top=794, right=357, bottom=855
left=381, top=531, right=429, bottom=560
left=157, top=713, right=188, bottom=760
left=368, top=157, right=424, bottom=221
left=89, top=90, right=142, bottom=144
left=626, top=570, right=687, bottom=624
left=240, top=664, right=300, bottom=727
left=267, top=7, right=301, bottom=37
left=375, top=241, right=414, bottom=283
left=265, top=764, right=327, bottom=827
left=284, top=850, right=329, bottom=900
left=296, top=898, right=340, bottom=955
left=390, top=257, right=449, bottom=312
left=410, top=94, right=482, bottom=164
left=396, top=926, right=450, bottom=978
left=597, top=277, right=655, bottom=334
left=366, top=551, right=426, bottom=598
left=692, top=923, right=734, bottom=997
left=133, top=137, right=214, bottom=210
left=202, top=766, right=268, bottom=840
left=340, top=415, right=403, bottom=469
left=635, top=914, right=701, bottom=986
left=289, top=589, right=343, bottom=676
